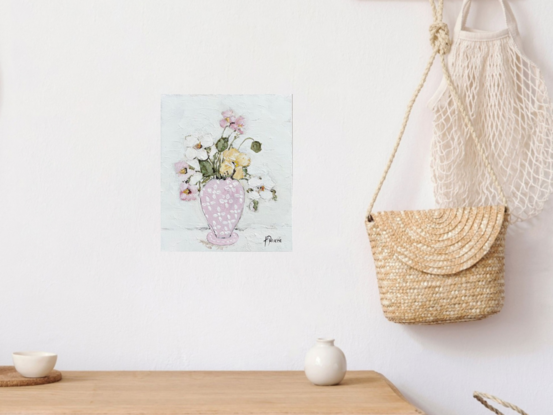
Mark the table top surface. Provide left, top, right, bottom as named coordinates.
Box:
left=0, top=370, right=424, bottom=415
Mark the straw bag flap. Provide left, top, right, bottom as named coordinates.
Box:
left=367, top=205, right=505, bottom=275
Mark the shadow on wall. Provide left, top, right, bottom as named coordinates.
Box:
left=394, top=0, right=553, bottom=358
left=404, top=197, right=553, bottom=357
left=357, top=0, right=552, bottom=358
left=0, top=57, right=3, bottom=117
left=509, top=0, right=553, bottom=88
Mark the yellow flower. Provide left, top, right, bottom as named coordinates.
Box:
left=220, top=161, right=246, bottom=180
left=220, top=160, right=234, bottom=176
left=223, top=148, right=239, bottom=161
left=220, top=148, right=251, bottom=179
left=236, top=153, right=250, bottom=167
left=223, top=148, right=251, bottom=167
left=233, top=166, right=245, bottom=180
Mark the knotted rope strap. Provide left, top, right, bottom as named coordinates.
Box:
left=366, top=0, right=508, bottom=221
left=474, top=392, right=529, bottom=415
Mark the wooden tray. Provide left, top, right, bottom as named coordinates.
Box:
left=0, top=366, right=62, bottom=387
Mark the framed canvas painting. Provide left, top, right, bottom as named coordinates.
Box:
left=161, top=95, right=292, bottom=252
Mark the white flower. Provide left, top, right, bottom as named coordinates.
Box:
left=189, top=171, right=203, bottom=185
left=247, top=176, right=275, bottom=201
left=182, top=159, right=203, bottom=185
left=185, top=133, right=214, bottom=161
left=187, top=158, right=200, bottom=170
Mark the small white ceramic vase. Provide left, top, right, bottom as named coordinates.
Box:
left=304, top=338, right=347, bottom=386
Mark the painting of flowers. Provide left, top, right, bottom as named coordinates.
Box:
left=161, top=95, right=292, bottom=251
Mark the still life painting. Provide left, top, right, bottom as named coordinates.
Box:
left=161, top=95, right=292, bottom=251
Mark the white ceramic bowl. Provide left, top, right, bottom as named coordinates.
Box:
left=12, top=352, right=57, bottom=378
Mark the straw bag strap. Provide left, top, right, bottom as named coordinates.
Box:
left=474, top=392, right=529, bottom=415
left=366, top=0, right=508, bottom=221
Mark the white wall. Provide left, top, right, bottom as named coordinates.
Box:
left=0, top=0, right=551, bottom=413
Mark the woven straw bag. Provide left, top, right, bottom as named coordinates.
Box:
left=365, top=0, right=509, bottom=325
left=474, top=392, right=528, bottom=415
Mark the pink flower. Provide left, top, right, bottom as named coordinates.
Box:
left=179, top=183, right=198, bottom=201
left=174, top=160, right=192, bottom=181
left=219, top=110, right=236, bottom=128
left=231, top=116, right=246, bottom=134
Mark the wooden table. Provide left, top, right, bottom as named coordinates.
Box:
left=0, top=371, right=424, bottom=415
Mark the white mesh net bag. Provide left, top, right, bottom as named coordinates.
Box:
left=429, top=0, right=553, bottom=222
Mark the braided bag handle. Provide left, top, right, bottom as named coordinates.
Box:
left=366, top=0, right=508, bottom=221
left=474, top=392, right=529, bottom=415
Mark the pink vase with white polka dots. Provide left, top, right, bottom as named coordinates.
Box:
left=199, top=178, right=245, bottom=246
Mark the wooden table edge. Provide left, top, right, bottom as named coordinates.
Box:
left=0, top=370, right=426, bottom=415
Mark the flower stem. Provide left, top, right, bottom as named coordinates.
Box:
left=237, top=137, right=254, bottom=150
left=229, top=132, right=241, bottom=149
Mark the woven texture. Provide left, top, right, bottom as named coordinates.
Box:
left=0, top=366, right=62, bottom=387
left=474, top=392, right=528, bottom=415
left=365, top=0, right=509, bottom=325
left=430, top=0, right=553, bottom=223
left=366, top=206, right=507, bottom=324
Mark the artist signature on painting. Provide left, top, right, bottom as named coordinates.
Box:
left=264, top=235, right=282, bottom=247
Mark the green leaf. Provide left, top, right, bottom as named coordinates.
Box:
left=250, top=141, right=262, bottom=153
left=271, top=189, right=277, bottom=201
left=216, top=137, right=229, bottom=152
left=199, top=160, right=214, bottom=177
left=252, top=200, right=259, bottom=211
